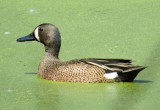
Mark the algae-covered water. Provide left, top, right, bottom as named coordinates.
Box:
left=1, top=0, right=160, bottom=110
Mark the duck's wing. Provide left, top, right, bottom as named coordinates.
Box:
left=80, top=58, right=134, bottom=72
left=67, top=58, right=144, bottom=72
left=65, top=58, right=146, bottom=82
left=79, top=58, right=146, bottom=82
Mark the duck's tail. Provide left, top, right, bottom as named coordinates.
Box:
left=117, top=66, right=146, bottom=82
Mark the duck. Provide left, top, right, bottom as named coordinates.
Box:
left=16, top=23, right=146, bottom=83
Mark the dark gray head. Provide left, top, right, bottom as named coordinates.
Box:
left=17, top=23, right=61, bottom=58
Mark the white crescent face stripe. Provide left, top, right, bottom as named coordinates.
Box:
left=34, top=27, right=40, bottom=41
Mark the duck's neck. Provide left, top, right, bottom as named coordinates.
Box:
left=44, top=51, right=59, bottom=61
left=44, top=43, right=61, bottom=60
left=43, top=31, right=61, bottom=60
left=45, top=47, right=58, bottom=59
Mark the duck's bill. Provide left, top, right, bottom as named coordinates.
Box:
left=16, top=34, right=36, bottom=42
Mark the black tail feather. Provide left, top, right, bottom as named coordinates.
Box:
left=117, top=67, right=146, bottom=82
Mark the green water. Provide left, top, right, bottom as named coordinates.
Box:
left=1, top=0, right=160, bottom=110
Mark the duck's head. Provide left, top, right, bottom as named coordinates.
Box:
left=17, top=23, right=61, bottom=58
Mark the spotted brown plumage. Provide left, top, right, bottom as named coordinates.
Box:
left=16, top=23, right=146, bottom=83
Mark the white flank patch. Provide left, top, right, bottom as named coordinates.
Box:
left=104, top=72, right=118, bottom=79
left=34, top=27, right=40, bottom=41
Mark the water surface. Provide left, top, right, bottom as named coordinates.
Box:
left=0, top=0, right=160, bottom=110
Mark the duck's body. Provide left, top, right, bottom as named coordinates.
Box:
left=17, top=23, right=145, bottom=83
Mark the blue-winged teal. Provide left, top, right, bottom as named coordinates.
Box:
left=17, top=23, right=145, bottom=83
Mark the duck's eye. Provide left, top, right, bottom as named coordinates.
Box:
left=39, top=28, right=43, bottom=32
